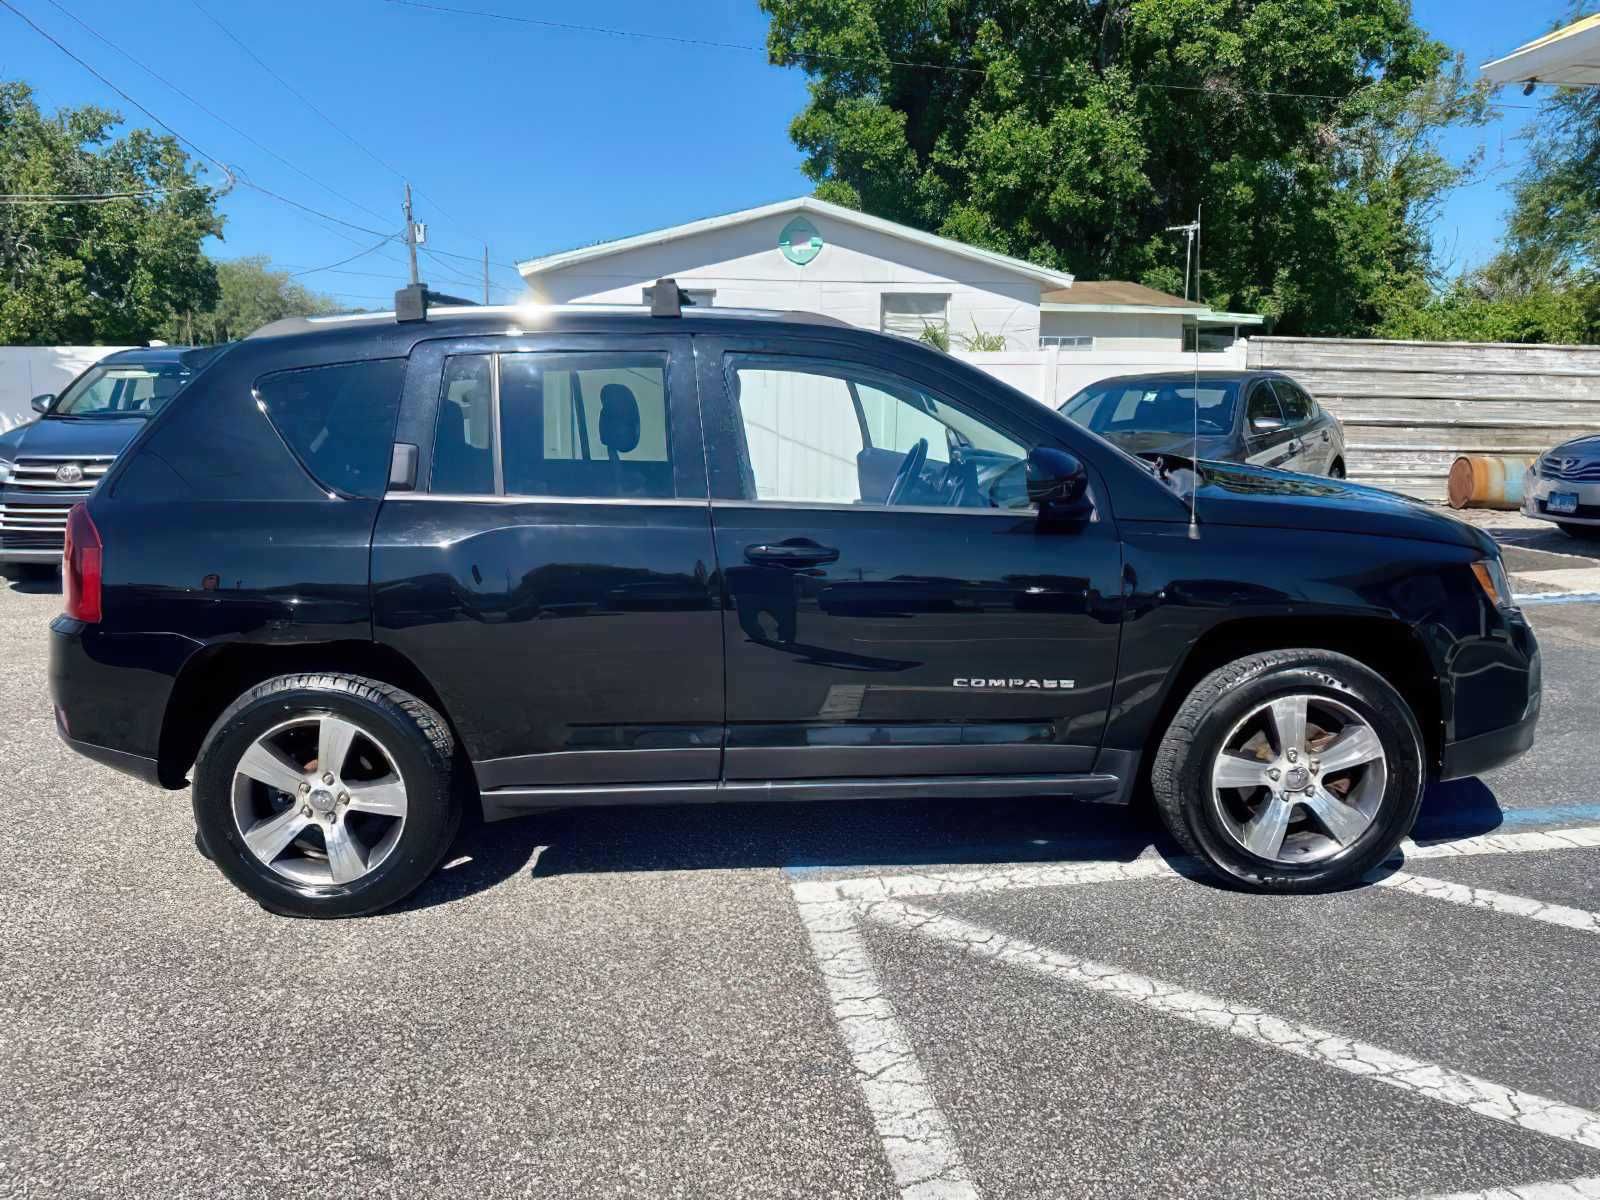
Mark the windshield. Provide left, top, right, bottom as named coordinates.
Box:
left=51, top=362, right=191, bottom=418
left=1061, top=378, right=1240, bottom=436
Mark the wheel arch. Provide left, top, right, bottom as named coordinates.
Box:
left=1138, top=615, right=1443, bottom=782
left=157, top=640, right=473, bottom=792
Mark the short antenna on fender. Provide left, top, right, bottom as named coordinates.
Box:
left=1166, top=205, right=1203, bottom=540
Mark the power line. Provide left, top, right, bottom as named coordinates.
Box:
left=0, top=0, right=236, bottom=192
left=380, top=0, right=1392, bottom=104
left=39, top=0, right=394, bottom=229
left=289, top=233, right=402, bottom=277
left=191, top=0, right=502, bottom=256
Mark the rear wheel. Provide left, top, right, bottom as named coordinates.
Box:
left=1151, top=649, right=1423, bottom=891
left=1556, top=521, right=1600, bottom=541
left=192, top=673, right=460, bottom=918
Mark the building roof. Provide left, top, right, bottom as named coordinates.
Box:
left=1041, top=281, right=1203, bottom=309
left=1481, top=12, right=1600, bottom=87
left=515, top=196, right=1076, bottom=289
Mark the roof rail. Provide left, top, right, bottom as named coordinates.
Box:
left=394, top=284, right=481, bottom=323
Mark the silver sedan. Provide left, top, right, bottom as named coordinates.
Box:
left=1523, top=434, right=1600, bottom=540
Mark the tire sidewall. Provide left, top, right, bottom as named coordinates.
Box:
left=1176, top=657, right=1423, bottom=889
left=193, top=683, right=454, bottom=917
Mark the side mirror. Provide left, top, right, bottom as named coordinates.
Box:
left=1250, top=414, right=1284, bottom=435
left=1026, top=447, right=1092, bottom=524
left=30, top=393, right=54, bottom=414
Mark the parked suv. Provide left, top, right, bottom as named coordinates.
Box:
left=49, top=288, right=1540, bottom=917
left=0, top=345, right=222, bottom=576
left=1060, top=370, right=1348, bottom=478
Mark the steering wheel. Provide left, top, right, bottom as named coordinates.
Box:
left=885, top=437, right=928, bottom=507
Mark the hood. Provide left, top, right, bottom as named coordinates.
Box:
left=0, top=415, right=147, bottom=460
left=1550, top=433, right=1600, bottom=458
left=1102, top=429, right=1237, bottom=460
left=1188, top=459, right=1494, bottom=554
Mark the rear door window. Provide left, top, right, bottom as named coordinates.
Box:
left=428, top=351, right=676, bottom=500
left=254, top=358, right=406, bottom=498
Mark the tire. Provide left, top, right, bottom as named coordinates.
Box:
left=1556, top=521, right=1600, bottom=541
left=1151, top=649, right=1424, bottom=892
left=192, top=673, right=461, bottom=918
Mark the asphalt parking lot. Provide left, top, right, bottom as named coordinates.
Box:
left=3, top=521, right=1599, bottom=1200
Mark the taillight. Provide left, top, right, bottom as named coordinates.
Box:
left=63, top=503, right=102, bottom=623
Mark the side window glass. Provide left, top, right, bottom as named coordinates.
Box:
left=500, top=354, right=672, bottom=499
left=726, top=357, right=1034, bottom=510
left=1246, top=383, right=1284, bottom=434
left=255, top=357, right=406, bottom=498
left=1271, top=380, right=1312, bottom=425
left=431, top=355, right=496, bottom=495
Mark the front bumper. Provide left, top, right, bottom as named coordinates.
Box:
left=1523, top=472, right=1600, bottom=526
left=1438, top=614, right=1541, bottom=781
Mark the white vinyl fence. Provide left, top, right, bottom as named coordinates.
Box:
left=952, top=342, right=1249, bottom=410
left=0, top=346, right=132, bottom=432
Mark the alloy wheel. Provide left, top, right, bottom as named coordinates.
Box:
left=230, top=714, right=408, bottom=887
left=1208, top=693, right=1387, bottom=865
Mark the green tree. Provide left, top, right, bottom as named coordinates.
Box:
left=170, top=256, right=338, bottom=344
left=760, top=0, right=1489, bottom=336
left=0, top=81, right=222, bottom=344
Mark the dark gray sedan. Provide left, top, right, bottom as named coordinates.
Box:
left=1058, top=370, right=1348, bottom=478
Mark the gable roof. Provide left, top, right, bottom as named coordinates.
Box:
left=516, top=196, right=1076, bottom=289
left=1481, top=12, right=1600, bottom=87
left=1040, top=281, right=1203, bottom=310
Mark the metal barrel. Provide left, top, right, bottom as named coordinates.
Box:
left=1446, top=454, right=1535, bottom=510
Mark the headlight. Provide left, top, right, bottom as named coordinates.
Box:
left=1471, top=557, right=1516, bottom=610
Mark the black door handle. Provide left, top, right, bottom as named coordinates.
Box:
left=745, top=539, right=839, bottom=567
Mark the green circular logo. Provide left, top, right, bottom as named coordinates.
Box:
left=779, top=217, right=823, bottom=266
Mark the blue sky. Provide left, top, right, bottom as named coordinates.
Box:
left=5, top=0, right=1580, bottom=304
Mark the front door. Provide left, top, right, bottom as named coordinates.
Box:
left=1243, top=379, right=1299, bottom=470
left=695, top=334, right=1124, bottom=783
left=372, top=332, right=723, bottom=791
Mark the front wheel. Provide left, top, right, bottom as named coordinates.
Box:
left=1151, top=649, right=1424, bottom=891
left=192, top=674, right=461, bottom=918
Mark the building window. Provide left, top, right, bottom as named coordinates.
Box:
left=1185, top=326, right=1240, bottom=352
left=1039, top=335, right=1094, bottom=350
left=880, top=293, right=950, bottom=341
left=641, top=285, right=714, bottom=309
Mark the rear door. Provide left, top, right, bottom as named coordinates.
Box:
left=695, top=332, right=1124, bottom=787
left=1243, top=379, right=1297, bottom=470
left=371, top=332, right=724, bottom=791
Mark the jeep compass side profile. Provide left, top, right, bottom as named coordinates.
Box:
left=49, top=287, right=1540, bottom=917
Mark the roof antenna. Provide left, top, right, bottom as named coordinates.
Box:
left=1166, top=205, right=1203, bottom=540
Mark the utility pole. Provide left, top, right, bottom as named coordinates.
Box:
left=403, top=182, right=420, bottom=286
left=483, top=244, right=490, bottom=305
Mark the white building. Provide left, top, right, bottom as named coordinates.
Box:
left=516, top=196, right=1260, bottom=354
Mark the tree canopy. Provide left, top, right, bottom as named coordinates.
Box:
left=760, top=0, right=1489, bottom=336
left=0, top=81, right=223, bottom=345
left=165, top=256, right=338, bottom=345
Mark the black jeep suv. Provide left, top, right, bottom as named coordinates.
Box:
left=49, top=286, right=1540, bottom=917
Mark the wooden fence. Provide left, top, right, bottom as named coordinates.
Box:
left=1248, top=336, right=1600, bottom=501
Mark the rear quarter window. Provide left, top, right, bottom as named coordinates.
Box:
left=254, top=359, right=405, bottom=498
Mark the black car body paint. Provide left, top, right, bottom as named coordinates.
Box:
left=48, top=309, right=1537, bottom=814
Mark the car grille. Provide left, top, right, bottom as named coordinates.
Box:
left=5, top=455, right=116, bottom=493
left=1539, top=454, right=1600, bottom=482
left=0, top=501, right=72, bottom=550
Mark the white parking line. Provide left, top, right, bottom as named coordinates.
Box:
left=1374, top=871, right=1600, bottom=935
left=1409, top=1177, right=1600, bottom=1199
left=792, top=889, right=979, bottom=1200
left=863, top=897, right=1600, bottom=1152
left=794, top=824, right=1600, bottom=1200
